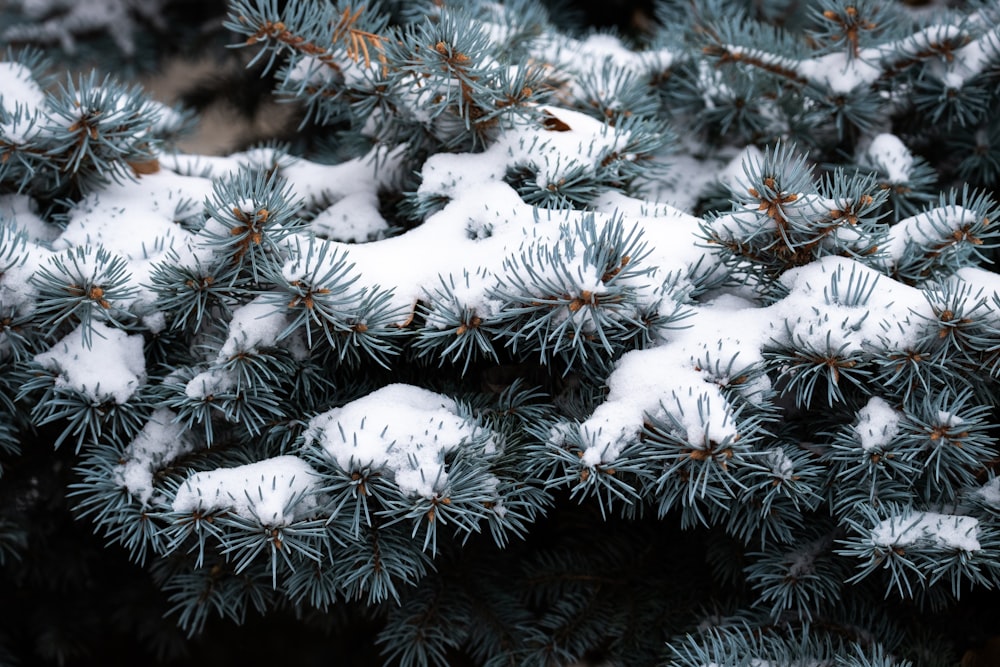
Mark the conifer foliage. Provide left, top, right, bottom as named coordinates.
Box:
left=3, top=0, right=1000, bottom=664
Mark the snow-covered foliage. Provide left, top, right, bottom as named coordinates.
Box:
left=4, top=0, right=1000, bottom=665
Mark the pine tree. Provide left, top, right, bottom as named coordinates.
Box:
left=3, top=0, right=1000, bottom=665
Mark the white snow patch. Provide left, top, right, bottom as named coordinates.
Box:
left=172, top=455, right=320, bottom=525
left=219, top=295, right=289, bottom=358
left=871, top=511, right=980, bottom=552
left=0, top=61, right=45, bottom=113
left=53, top=169, right=211, bottom=260
left=141, top=310, right=167, bottom=334
left=184, top=366, right=236, bottom=400
left=718, top=145, right=765, bottom=195
left=976, top=477, right=1000, bottom=509
left=34, top=322, right=146, bottom=404
left=774, top=256, right=932, bottom=352
left=948, top=267, right=1000, bottom=327
left=943, top=26, right=1000, bottom=88
left=573, top=301, right=766, bottom=466
left=53, top=169, right=212, bottom=311
left=854, top=397, right=901, bottom=451
left=797, top=51, right=882, bottom=94
left=115, top=409, right=199, bottom=505
left=885, top=205, right=980, bottom=263
left=569, top=256, right=935, bottom=466
left=0, top=195, right=60, bottom=243
left=767, top=448, right=794, bottom=480
left=309, top=190, right=390, bottom=242
left=936, top=411, right=963, bottom=427
left=863, top=134, right=914, bottom=184
left=0, top=227, right=50, bottom=317
left=305, top=384, right=479, bottom=498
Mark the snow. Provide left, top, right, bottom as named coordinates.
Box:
left=536, top=32, right=677, bottom=110
left=0, top=195, right=60, bottom=243
left=141, top=310, right=167, bottom=334
left=305, top=384, right=481, bottom=498
left=863, top=134, right=914, bottom=184
left=33, top=322, right=146, bottom=404
left=286, top=55, right=341, bottom=88
left=977, top=477, right=1000, bottom=509
left=0, top=61, right=46, bottom=146
left=891, top=23, right=1000, bottom=89
left=0, top=224, right=51, bottom=319
left=774, top=256, right=932, bottom=352
left=53, top=169, right=212, bottom=314
left=144, top=98, right=186, bottom=135
left=713, top=22, right=997, bottom=96
left=767, top=448, right=794, bottom=480
left=304, top=103, right=713, bottom=318
left=3, top=14, right=999, bottom=565
left=27, top=93, right=714, bottom=340
left=571, top=298, right=765, bottom=466
left=184, top=366, right=236, bottom=400
left=309, top=190, right=390, bottom=242
left=55, top=174, right=206, bottom=253
left=172, top=455, right=320, bottom=525
left=854, top=397, right=902, bottom=452
left=944, top=25, right=1000, bottom=88
left=0, top=106, right=42, bottom=145
left=0, top=59, right=962, bottom=488
left=115, top=409, right=199, bottom=505
left=577, top=34, right=673, bottom=72
left=568, top=255, right=934, bottom=467
left=422, top=267, right=496, bottom=331
left=892, top=25, right=967, bottom=63
left=577, top=348, right=740, bottom=466
left=219, top=295, right=290, bottom=359
left=0, top=61, right=46, bottom=113
left=487, top=107, right=616, bottom=182
left=421, top=104, right=634, bottom=194
left=935, top=411, right=963, bottom=427
left=950, top=267, right=1000, bottom=326
left=797, top=51, right=883, bottom=94
left=717, top=145, right=765, bottom=195
left=885, top=206, right=980, bottom=263
left=871, top=511, right=981, bottom=552
left=162, top=145, right=404, bottom=208
left=716, top=44, right=887, bottom=95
